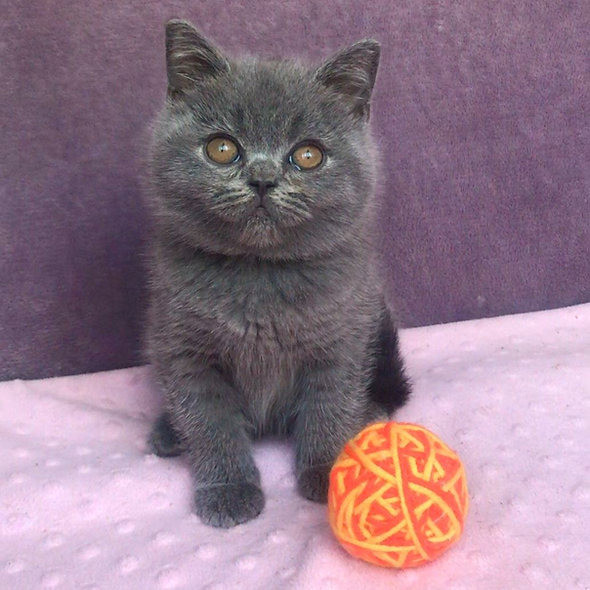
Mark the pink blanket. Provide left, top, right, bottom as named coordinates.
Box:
left=1, top=304, right=589, bottom=589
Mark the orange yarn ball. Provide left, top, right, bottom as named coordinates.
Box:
left=328, top=422, right=469, bottom=568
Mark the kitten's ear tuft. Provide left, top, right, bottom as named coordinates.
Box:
left=165, top=20, right=230, bottom=94
left=314, top=40, right=380, bottom=120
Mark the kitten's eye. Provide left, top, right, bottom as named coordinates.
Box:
left=290, top=144, right=324, bottom=170
left=205, top=136, right=240, bottom=165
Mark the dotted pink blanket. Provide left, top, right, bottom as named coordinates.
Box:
left=1, top=304, right=589, bottom=589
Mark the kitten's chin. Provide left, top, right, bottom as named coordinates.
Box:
left=237, top=212, right=283, bottom=249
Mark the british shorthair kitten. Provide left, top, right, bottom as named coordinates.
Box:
left=145, top=20, right=410, bottom=527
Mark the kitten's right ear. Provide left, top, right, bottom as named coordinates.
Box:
left=165, top=20, right=229, bottom=94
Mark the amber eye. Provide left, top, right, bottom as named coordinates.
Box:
left=205, top=136, right=240, bottom=165
left=290, top=144, right=324, bottom=170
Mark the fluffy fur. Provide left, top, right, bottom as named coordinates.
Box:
left=145, top=20, right=410, bottom=528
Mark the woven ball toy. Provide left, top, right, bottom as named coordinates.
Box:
left=328, top=422, right=469, bottom=568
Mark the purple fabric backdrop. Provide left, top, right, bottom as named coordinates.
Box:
left=1, top=1, right=588, bottom=380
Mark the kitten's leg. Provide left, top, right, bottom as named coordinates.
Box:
left=294, top=363, right=370, bottom=503
left=160, top=360, right=264, bottom=528
left=369, top=304, right=411, bottom=414
left=149, top=412, right=185, bottom=457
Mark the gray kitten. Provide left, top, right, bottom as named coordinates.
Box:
left=145, top=20, right=410, bottom=528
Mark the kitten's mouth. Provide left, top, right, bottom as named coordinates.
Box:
left=238, top=207, right=281, bottom=248
left=248, top=204, right=276, bottom=225
left=254, top=206, right=271, bottom=217
left=210, top=188, right=313, bottom=249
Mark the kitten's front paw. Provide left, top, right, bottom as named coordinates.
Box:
left=297, top=465, right=330, bottom=503
left=194, top=482, right=265, bottom=528
left=148, top=413, right=185, bottom=457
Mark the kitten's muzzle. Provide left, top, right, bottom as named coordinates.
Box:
left=246, top=159, right=281, bottom=206
left=248, top=179, right=278, bottom=206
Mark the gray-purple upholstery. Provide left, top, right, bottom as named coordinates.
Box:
left=1, top=2, right=588, bottom=380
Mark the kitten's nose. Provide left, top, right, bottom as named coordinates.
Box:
left=248, top=179, right=277, bottom=202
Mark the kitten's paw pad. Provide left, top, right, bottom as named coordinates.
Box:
left=194, top=482, right=265, bottom=528
left=148, top=413, right=185, bottom=457
left=297, top=466, right=330, bottom=503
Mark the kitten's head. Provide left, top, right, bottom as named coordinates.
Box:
left=150, top=20, right=381, bottom=259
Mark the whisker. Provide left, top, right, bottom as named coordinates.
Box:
left=213, top=190, right=243, bottom=202
left=275, top=199, right=309, bottom=214
left=231, top=195, right=254, bottom=207
left=214, top=188, right=238, bottom=198
left=277, top=192, right=308, bottom=205
left=287, top=191, right=307, bottom=203
left=211, top=192, right=253, bottom=210
left=281, top=195, right=309, bottom=209
left=272, top=194, right=312, bottom=219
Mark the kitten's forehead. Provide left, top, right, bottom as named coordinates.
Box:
left=192, top=61, right=340, bottom=149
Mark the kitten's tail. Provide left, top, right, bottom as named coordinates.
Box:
left=368, top=303, right=411, bottom=415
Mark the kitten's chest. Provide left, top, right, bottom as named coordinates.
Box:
left=210, top=266, right=314, bottom=422
left=210, top=261, right=318, bottom=350
left=226, top=306, right=298, bottom=431
left=223, top=284, right=299, bottom=389
left=231, top=338, right=295, bottom=422
left=181, top=253, right=354, bottom=381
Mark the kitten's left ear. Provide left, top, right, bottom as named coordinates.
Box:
left=314, top=40, right=380, bottom=120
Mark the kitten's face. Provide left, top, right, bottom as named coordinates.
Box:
left=150, top=22, right=380, bottom=260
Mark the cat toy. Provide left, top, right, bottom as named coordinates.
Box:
left=328, top=422, right=469, bottom=568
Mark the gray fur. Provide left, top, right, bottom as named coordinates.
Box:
left=145, top=20, right=410, bottom=528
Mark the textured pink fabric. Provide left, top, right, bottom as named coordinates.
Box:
left=1, top=304, right=589, bottom=589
